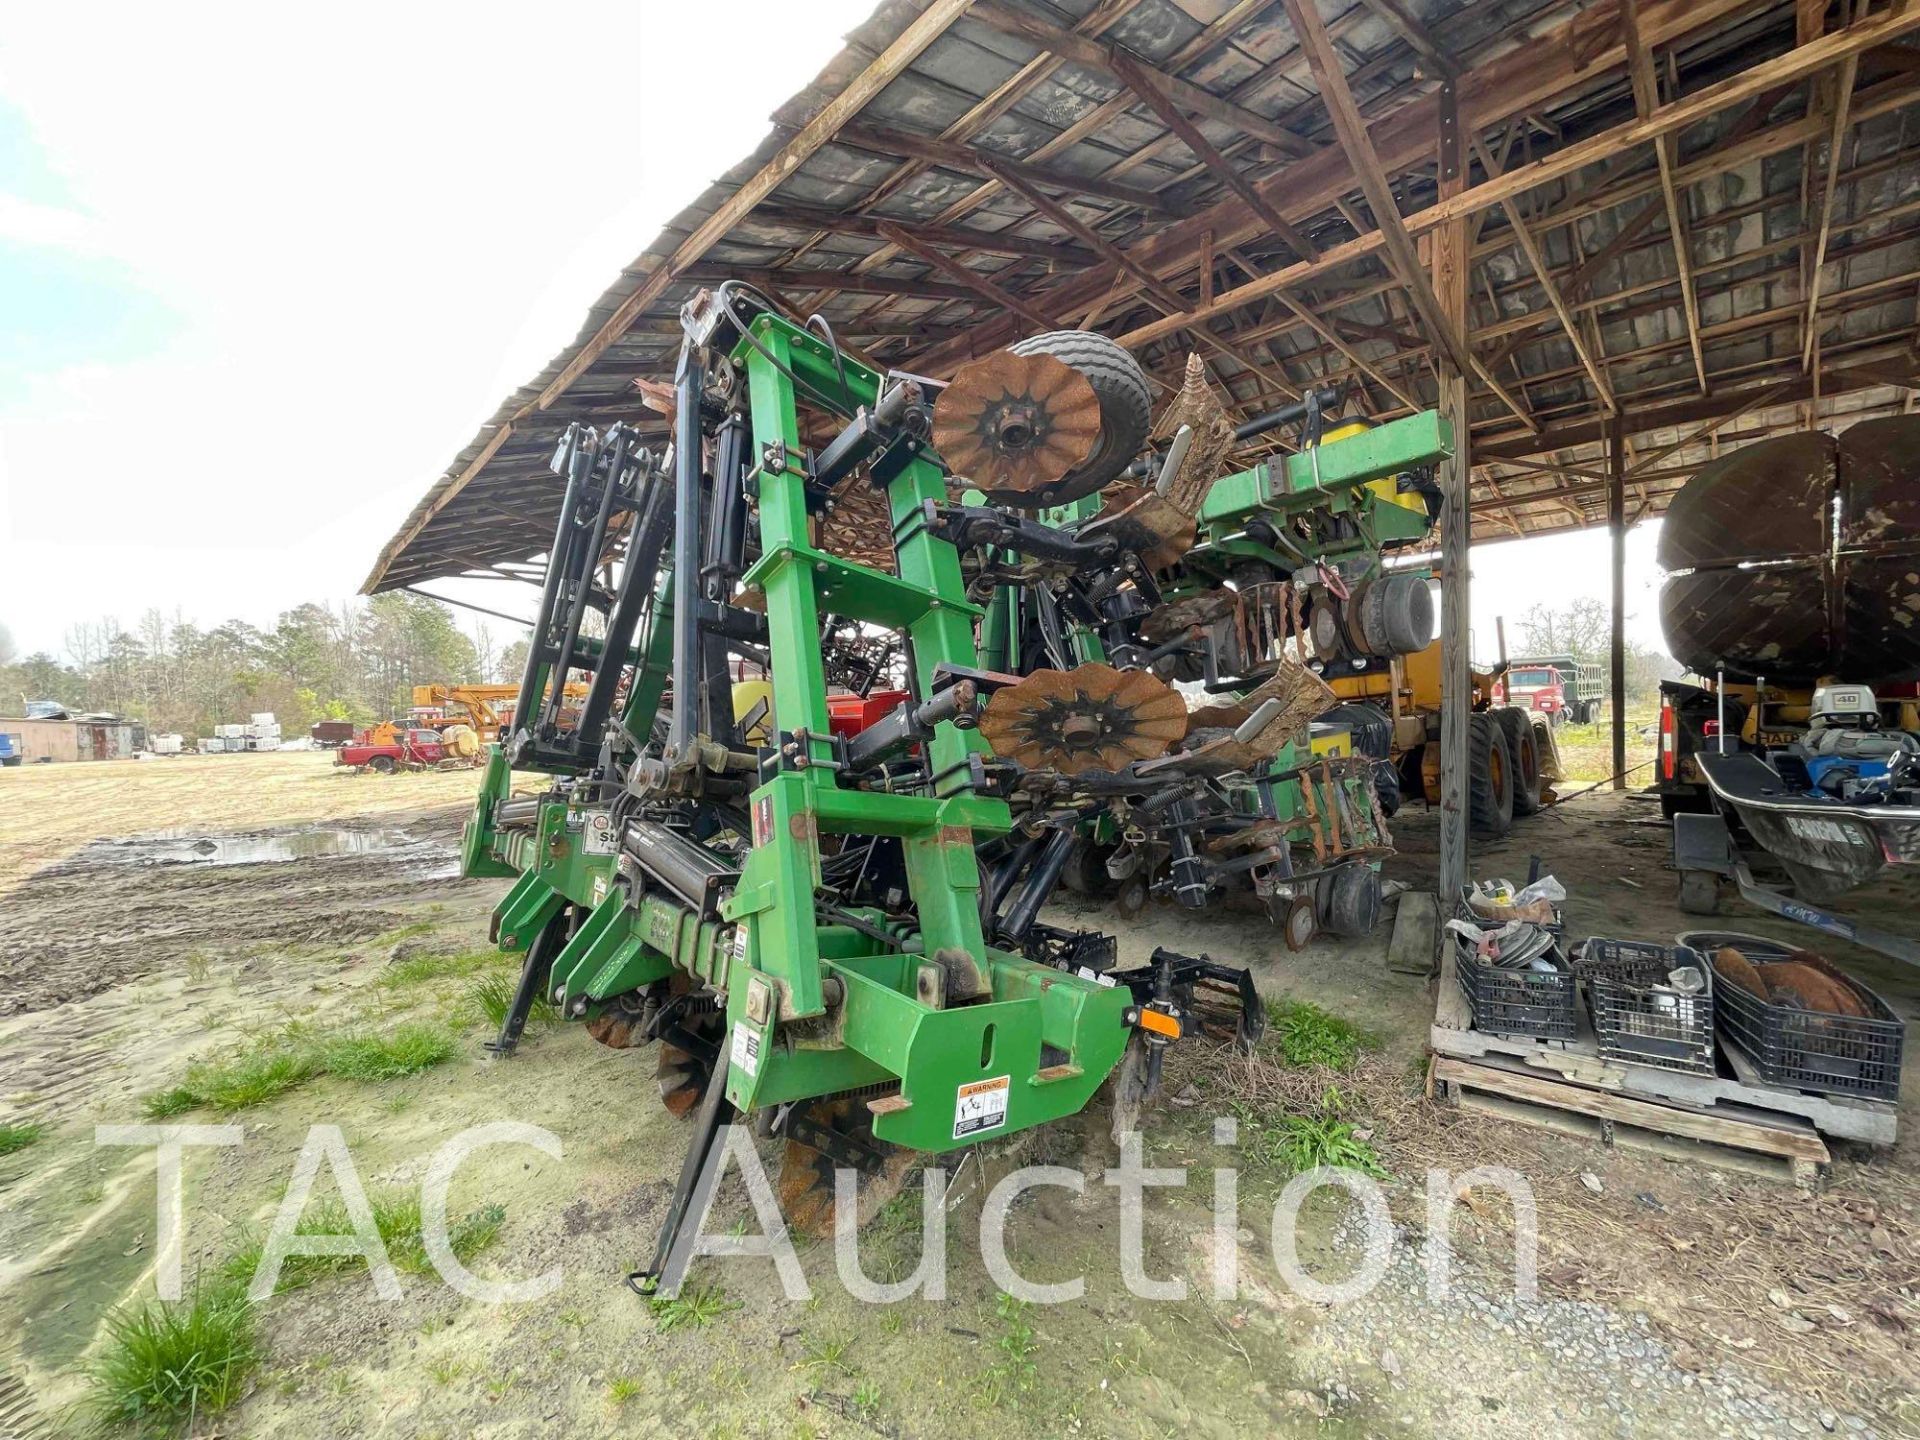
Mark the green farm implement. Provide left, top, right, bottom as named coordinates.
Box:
left=462, top=285, right=1452, bottom=1292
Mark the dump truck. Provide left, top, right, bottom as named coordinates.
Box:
left=1492, top=653, right=1603, bottom=725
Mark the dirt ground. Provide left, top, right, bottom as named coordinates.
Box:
left=0, top=757, right=1914, bottom=1438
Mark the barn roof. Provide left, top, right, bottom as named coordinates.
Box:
left=365, top=0, right=1920, bottom=594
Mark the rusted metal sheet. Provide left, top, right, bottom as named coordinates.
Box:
left=1659, top=417, right=1920, bottom=681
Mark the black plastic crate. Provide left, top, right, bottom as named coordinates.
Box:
left=1574, top=938, right=1714, bottom=1075
left=1454, top=941, right=1576, bottom=1040
left=1708, top=947, right=1904, bottom=1101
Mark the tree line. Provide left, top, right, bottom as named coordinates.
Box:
left=0, top=597, right=528, bottom=739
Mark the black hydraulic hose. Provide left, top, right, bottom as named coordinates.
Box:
left=999, top=829, right=1078, bottom=943
left=668, top=347, right=706, bottom=758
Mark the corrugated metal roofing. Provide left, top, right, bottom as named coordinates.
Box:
left=366, top=0, right=1920, bottom=593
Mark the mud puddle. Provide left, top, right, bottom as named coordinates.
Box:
left=55, top=822, right=459, bottom=877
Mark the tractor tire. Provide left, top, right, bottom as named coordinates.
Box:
left=1318, top=863, right=1383, bottom=937
left=1008, top=330, right=1151, bottom=503
left=1059, top=837, right=1116, bottom=898
left=1467, top=713, right=1515, bottom=838
left=368, top=755, right=397, bottom=775
left=1360, top=573, right=1434, bottom=657
left=1316, top=701, right=1393, bottom=760
left=1493, top=706, right=1543, bottom=816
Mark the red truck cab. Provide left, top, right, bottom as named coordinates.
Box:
left=335, top=728, right=448, bottom=772
left=1493, top=664, right=1570, bottom=720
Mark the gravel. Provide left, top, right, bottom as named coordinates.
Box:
left=1281, top=1210, right=1884, bottom=1439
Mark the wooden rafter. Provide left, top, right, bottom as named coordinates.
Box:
left=967, top=0, right=1319, bottom=158
left=1620, top=0, right=1707, bottom=393
left=1277, top=0, right=1472, bottom=377
left=1106, top=53, right=1320, bottom=260
left=1801, top=53, right=1860, bottom=368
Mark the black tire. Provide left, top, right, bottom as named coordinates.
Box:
left=1467, top=713, right=1514, bottom=837
left=1494, top=706, right=1543, bottom=816
left=1315, top=701, right=1393, bottom=760
left=1372, top=760, right=1402, bottom=818
left=368, top=754, right=397, bottom=775
left=1059, top=838, right=1115, bottom=898
left=1361, top=573, right=1434, bottom=657
left=1318, top=864, right=1382, bottom=937
left=1007, top=329, right=1150, bottom=504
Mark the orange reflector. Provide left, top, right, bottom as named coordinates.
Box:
left=1137, top=1009, right=1181, bottom=1039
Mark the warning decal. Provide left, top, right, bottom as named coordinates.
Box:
left=953, top=1074, right=1011, bottom=1140
left=730, top=1023, right=762, bottom=1078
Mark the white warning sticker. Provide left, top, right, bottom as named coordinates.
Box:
left=1076, top=966, right=1117, bottom=987
left=582, top=811, right=617, bottom=855
left=953, top=1074, right=1011, bottom=1140
left=730, top=1023, right=762, bottom=1078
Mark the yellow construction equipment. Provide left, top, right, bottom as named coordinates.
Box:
left=412, top=683, right=586, bottom=738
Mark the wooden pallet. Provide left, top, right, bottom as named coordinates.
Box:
left=1430, top=945, right=1897, bottom=1179
left=1431, top=1052, right=1829, bottom=1185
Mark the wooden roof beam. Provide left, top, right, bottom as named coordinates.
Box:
left=1471, top=137, right=1616, bottom=412
left=1620, top=0, right=1707, bottom=394
left=1278, top=0, right=1537, bottom=434
left=1801, top=53, right=1860, bottom=369
left=1357, top=0, right=1460, bottom=80
left=979, top=160, right=1302, bottom=400
left=1112, top=7, right=1920, bottom=351
left=1107, top=53, right=1320, bottom=261
left=967, top=0, right=1319, bottom=159
left=839, top=122, right=1178, bottom=217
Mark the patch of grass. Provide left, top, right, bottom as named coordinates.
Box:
left=607, top=1375, right=643, bottom=1407
left=975, top=1293, right=1038, bottom=1408
left=647, top=1283, right=739, bottom=1333
left=319, top=1024, right=459, bottom=1082
left=81, top=1282, right=257, bottom=1435
left=795, top=1333, right=857, bottom=1382
left=852, top=1379, right=882, bottom=1416
left=141, top=1041, right=318, bottom=1117
left=0, top=1120, right=45, bottom=1156
left=224, top=1194, right=505, bottom=1294
left=379, top=949, right=504, bottom=989
left=1235, top=1093, right=1386, bottom=1178
left=464, top=972, right=555, bottom=1032
left=1264, top=997, right=1372, bottom=1070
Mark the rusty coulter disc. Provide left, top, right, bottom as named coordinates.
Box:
left=933, top=350, right=1100, bottom=506
left=978, top=663, right=1188, bottom=774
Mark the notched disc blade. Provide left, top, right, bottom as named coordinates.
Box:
left=979, top=662, right=1187, bottom=775
left=933, top=350, right=1099, bottom=504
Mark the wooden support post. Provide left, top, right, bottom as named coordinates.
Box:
left=1435, top=78, right=1472, bottom=899
left=1609, top=412, right=1628, bottom=790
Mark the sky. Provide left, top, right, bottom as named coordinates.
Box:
left=0, top=0, right=1672, bottom=664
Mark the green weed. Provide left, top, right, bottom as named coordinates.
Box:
left=607, top=1375, right=644, bottom=1406
left=647, top=1283, right=739, bottom=1333
left=379, top=949, right=504, bottom=989
left=224, top=1194, right=504, bottom=1293
left=1235, top=1092, right=1386, bottom=1178
left=1264, top=997, right=1372, bottom=1070
left=795, top=1333, right=857, bottom=1381
left=319, top=1024, right=458, bottom=1081
left=0, top=1120, right=45, bottom=1156
left=81, top=1282, right=257, bottom=1434
left=975, top=1292, right=1038, bottom=1407
left=852, top=1379, right=882, bottom=1415
left=142, top=1041, right=318, bottom=1116
left=465, top=972, right=554, bottom=1032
